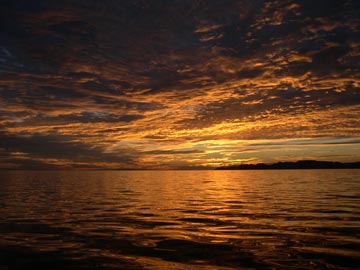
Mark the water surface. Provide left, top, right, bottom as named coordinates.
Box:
left=0, top=170, right=359, bottom=269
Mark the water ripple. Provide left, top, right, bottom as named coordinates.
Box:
left=0, top=169, right=359, bottom=269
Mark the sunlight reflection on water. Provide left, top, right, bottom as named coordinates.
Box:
left=0, top=170, right=359, bottom=269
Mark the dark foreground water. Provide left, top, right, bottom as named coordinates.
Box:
left=0, top=170, right=359, bottom=270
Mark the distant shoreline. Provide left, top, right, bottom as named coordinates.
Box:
left=217, top=160, right=360, bottom=170
left=1, top=160, right=360, bottom=170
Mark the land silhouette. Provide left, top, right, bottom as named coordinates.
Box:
left=217, top=160, right=360, bottom=170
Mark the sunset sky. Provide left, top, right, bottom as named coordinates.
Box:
left=0, top=0, right=359, bottom=169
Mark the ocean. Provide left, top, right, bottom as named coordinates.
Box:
left=0, top=170, right=359, bottom=269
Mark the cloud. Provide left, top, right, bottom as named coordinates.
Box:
left=0, top=0, right=359, bottom=168
left=0, top=132, right=137, bottom=169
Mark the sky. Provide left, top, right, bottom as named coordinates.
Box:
left=0, top=0, right=359, bottom=169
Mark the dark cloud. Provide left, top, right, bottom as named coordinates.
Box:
left=1, top=156, right=65, bottom=170
left=0, top=0, right=359, bottom=168
left=0, top=132, right=135, bottom=167
left=7, top=112, right=144, bottom=127
left=142, top=149, right=204, bottom=155
left=248, top=138, right=360, bottom=147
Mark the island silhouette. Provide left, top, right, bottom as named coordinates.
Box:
left=217, top=160, right=360, bottom=170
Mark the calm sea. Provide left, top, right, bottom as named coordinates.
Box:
left=0, top=170, right=359, bottom=269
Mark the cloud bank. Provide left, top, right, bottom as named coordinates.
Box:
left=0, top=0, right=359, bottom=168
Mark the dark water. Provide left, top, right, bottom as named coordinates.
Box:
left=0, top=170, right=359, bottom=270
